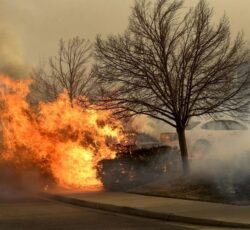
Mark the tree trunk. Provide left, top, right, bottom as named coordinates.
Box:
left=177, top=127, right=190, bottom=174
left=68, top=91, right=74, bottom=107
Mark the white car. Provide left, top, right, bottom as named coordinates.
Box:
left=160, top=119, right=249, bottom=158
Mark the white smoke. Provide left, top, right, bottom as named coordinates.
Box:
left=0, top=23, right=29, bottom=79
left=131, top=115, right=250, bottom=200
left=130, top=115, right=175, bottom=139
left=190, top=127, right=250, bottom=199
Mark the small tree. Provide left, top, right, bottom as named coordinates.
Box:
left=95, top=0, right=250, bottom=173
left=31, top=37, right=93, bottom=104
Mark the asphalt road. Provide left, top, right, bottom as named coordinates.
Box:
left=0, top=194, right=195, bottom=230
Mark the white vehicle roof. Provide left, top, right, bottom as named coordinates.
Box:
left=187, top=118, right=248, bottom=130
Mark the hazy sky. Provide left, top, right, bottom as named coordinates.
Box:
left=0, top=0, right=249, bottom=74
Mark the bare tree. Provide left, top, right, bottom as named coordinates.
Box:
left=30, top=66, right=59, bottom=103
left=95, top=0, right=250, bottom=173
left=31, top=37, right=93, bottom=105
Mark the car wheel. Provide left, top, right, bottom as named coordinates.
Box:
left=192, top=140, right=211, bottom=159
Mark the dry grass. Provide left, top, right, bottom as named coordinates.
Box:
left=129, top=174, right=250, bottom=205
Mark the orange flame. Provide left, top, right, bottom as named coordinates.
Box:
left=0, top=75, right=126, bottom=190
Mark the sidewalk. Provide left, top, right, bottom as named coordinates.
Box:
left=42, top=191, right=250, bottom=229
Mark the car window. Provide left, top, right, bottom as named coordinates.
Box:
left=224, top=120, right=247, bottom=130
left=201, top=120, right=228, bottom=130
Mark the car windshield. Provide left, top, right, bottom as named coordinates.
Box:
left=224, top=120, right=247, bottom=130
left=202, top=120, right=227, bottom=130
left=201, top=120, right=247, bottom=130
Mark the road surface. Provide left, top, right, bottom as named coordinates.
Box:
left=0, top=194, right=195, bottom=230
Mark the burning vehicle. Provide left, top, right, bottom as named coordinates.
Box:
left=97, top=133, right=179, bottom=191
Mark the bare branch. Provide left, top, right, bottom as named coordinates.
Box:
left=31, top=37, right=94, bottom=104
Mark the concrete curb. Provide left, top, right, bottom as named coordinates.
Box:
left=42, top=193, right=250, bottom=229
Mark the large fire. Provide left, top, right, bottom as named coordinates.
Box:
left=0, top=76, right=127, bottom=190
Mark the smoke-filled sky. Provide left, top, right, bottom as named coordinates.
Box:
left=0, top=0, right=249, bottom=77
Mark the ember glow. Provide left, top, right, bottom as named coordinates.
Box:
left=0, top=75, right=126, bottom=190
